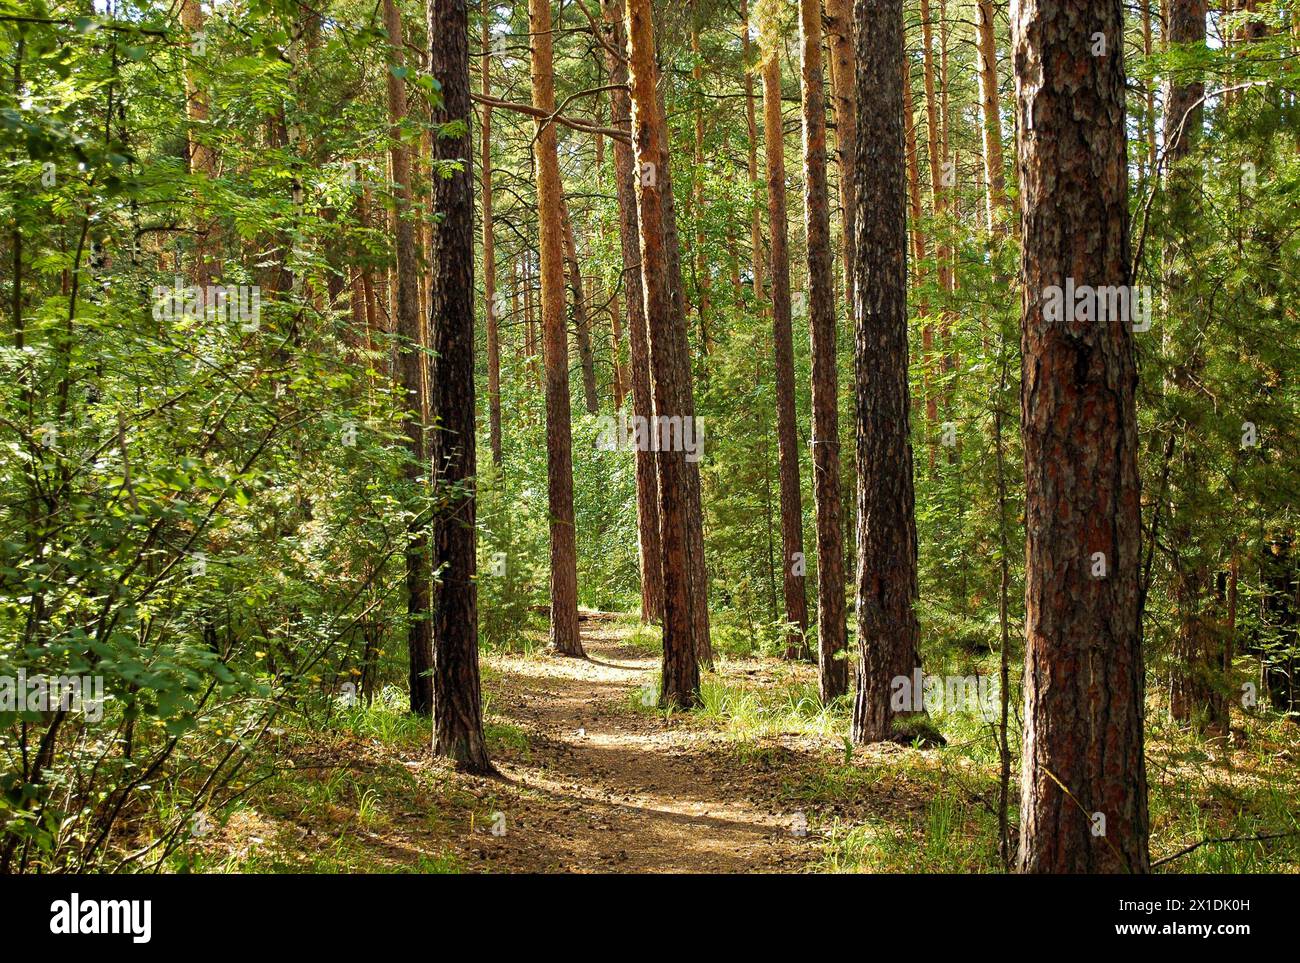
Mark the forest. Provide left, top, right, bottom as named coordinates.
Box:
left=0, top=0, right=1297, bottom=877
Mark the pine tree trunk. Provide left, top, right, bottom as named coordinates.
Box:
left=561, top=198, right=600, bottom=414
left=652, top=69, right=714, bottom=669
left=481, top=0, right=503, bottom=465
left=1013, top=0, right=1150, bottom=873
left=850, top=0, right=930, bottom=746
left=760, top=10, right=810, bottom=659
left=625, top=0, right=701, bottom=707
left=690, top=0, right=713, bottom=355
left=1164, top=0, right=1223, bottom=735
left=602, top=0, right=665, bottom=625
left=825, top=0, right=856, bottom=308
left=902, top=53, right=927, bottom=267
left=974, top=0, right=1009, bottom=228
left=915, top=5, right=941, bottom=459
left=181, top=0, right=216, bottom=288
left=1141, top=1, right=1158, bottom=174
left=798, top=0, right=848, bottom=700
left=610, top=290, right=626, bottom=410
left=741, top=0, right=764, bottom=299
left=425, top=0, right=492, bottom=772
left=530, top=0, right=584, bottom=657
left=383, top=0, right=434, bottom=716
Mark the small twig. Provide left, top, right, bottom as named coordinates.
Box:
left=1153, top=830, right=1300, bottom=867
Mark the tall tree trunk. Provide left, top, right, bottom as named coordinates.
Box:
left=561, top=198, right=601, bottom=414
left=601, top=0, right=665, bottom=624
left=481, top=0, right=503, bottom=465
left=625, top=0, right=701, bottom=707
left=851, top=0, right=931, bottom=746
left=1164, top=0, right=1223, bottom=735
left=741, top=0, right=764, bottom=299
left=798, top=0, right=848, bottom=701
left=530, top=0, right=585, bottom=657
left=610, top=288, right=626, bottom=410
left=974, top=0, right=1009, bottom=228
left=825, top=0, right=856, bottom=308
left=652, top=66, right=714, bottom=669
left=1141, top=0, right=1158, bottom=176
left=915, top=4, right=942, bottom=459
left=937, top=0, right=957, bottom=426
left=759, top=6, right=810, bottom=659
left=918, top=0, right=943, bottom=240
left=384, top=0, right=435, bottom=716
left=903, top=53, right=928, bottom=267
left=426, top=0, right=493, bottom=772
left=181, top=0, right=216, bottom=288
left=1013, top=0, right=1150, bottom=873
left=690, top=0, right=713, bottom=355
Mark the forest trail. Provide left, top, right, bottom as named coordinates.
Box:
left=215, top=613, right=953, bottom=874
left=460, top=615, right=821, bottom=873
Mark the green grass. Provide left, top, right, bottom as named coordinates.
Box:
left=820, top=794, right=1003, bottom=874
left=1146, top=708, right=1300, bottom=873
left=486, top=719, right=531, bottom=756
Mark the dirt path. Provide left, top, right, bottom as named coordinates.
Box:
left=452, top=616, right=822, bottom=873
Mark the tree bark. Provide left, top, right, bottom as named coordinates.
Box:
left=602, top=0, right=665, bottom=625
left=798, top=0, right=848, bottom=700
left=181, top=0, right=217, bottom=288
left=1013, top=0, right=1150, bottom=873
left=741, top=0, right=764, bottom=299
left=850, top=0, right=930, bottom=746
left=426, top=0, right=493, bottom=772
left=625, top=0, right=701, bottom=707
left=825, top=0, right=857, bottom=308
left=481, top=0, right=502, bottom=465
left=902, top=52, right=928, bottom=267
left=759, top=7, right=810, bottom=659
left=1164, top=0, right=1223, bottom=735
left=530, top=0, right=585, bottom=657
left=974, top=0, right=1009, bottom=228
left=690, top=0, right=713, bottom=355
left=384, top=0, right=435, bottom=716
left=652, top=68, right=713, bottom=669
left=561, top=197, right=601, bottom=414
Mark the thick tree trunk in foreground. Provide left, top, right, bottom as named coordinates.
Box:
left=602, top=0, right=664, bottom=624
left=626, top=0, right=700, bottom=708
left=759, top=9, right=810, bottom=660
left=481, top=0, right=502, bottom=465
left=530, top=0, right=584, bottom=657
left=850, top=0, right=930, bottom=745
left=652, top=69, right=713, bottom=670
left=1013, top=0, right=1149, bottom=873
left=644, top=69, right=717, bottom=670
left=798, top=0, right=848, bottom=700
left=383, top=0, right=434, bottom=716
left=427, top=0, right=492, bottom=772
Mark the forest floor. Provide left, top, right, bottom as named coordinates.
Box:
left=194, top=613, right=1300, bottom=874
